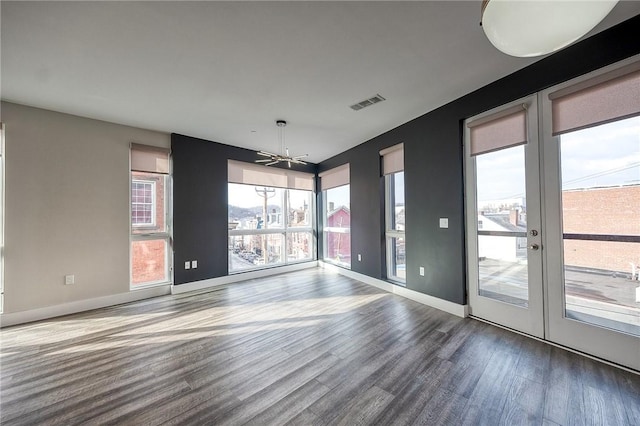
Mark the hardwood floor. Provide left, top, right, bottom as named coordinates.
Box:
left=1, top=268, right=638, bottom=425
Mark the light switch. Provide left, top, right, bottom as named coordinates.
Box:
left=192, top=260, right=198, bottom=269
left=184, top=261, right=191, bottom=270
left=439, top=218, right=449, bottom=228
left=419, top=267, right=425, bottom=276
left=357, top=254, right=362, bottom=262
left=64, top=275, right=75, bottom=285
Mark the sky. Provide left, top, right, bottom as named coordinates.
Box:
left=228, top=184, right=311, bottom=210
left=476, top=116, right=640, bottom=205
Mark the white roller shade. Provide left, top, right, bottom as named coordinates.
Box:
left=319, top=164, right=350, bottom=191
left=550, top=62, right=640, bottom=136
left=380, top=143, right=404, bottom=175
left=467, top=105, right=527, bottom=156
left=228, top=160, right=314, bottom=191
left=131, top=143, right=170, bottom=174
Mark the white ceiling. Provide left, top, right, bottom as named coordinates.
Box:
left=2, top=1, right=639, bottom=163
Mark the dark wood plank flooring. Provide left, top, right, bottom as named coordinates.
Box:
left=1, top=269, right=638, bottom=425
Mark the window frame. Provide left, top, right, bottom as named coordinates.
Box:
left=131, top=179, right=156, bottom=228
left=322, top=183, right=351, bottom=269
left=385, top=171, right=406, bottom=284
left=129, top=144, right=172, bottom=290
left=227, top=182, right=316, bottom=274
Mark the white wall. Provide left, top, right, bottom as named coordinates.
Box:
left=1, top=102, right=170, bottom=315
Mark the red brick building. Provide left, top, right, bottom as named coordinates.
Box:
left=562, top=184, right=640, bottom=275
left=131, top=172, right=167, bottom=285
left=326, top=206, right=351, bottom=264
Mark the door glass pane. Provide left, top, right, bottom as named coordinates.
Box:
left=559, top=116, right=640, bottom=336
left=131, top=239, right=168, bottom=286
left=475, top=145, right=529, bottom=307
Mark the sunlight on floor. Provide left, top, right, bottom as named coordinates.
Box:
left=1, top=293, right=389, bottom=355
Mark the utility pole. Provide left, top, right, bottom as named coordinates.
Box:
left=255, top=187, right=275, bottom=264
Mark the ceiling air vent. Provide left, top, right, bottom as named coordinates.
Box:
left=350, top=94, right=386, bottom=111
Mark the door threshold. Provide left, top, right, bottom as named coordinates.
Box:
left=469, top=315, right=639, bottom=376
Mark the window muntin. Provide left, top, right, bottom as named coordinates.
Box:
left=228, top=182, right=314, bottom=273
left=323, top=184, right=351, bottom=268
left=131, top=180, right=155, bottom=227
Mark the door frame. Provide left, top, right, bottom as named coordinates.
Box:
left=539, top=55, right=640, bottom=371
left=464, top=95, right=545, bottom=338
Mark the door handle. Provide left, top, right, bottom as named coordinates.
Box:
left=529, top=244, right=540, bottom=250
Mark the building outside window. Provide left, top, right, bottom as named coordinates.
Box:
left=131, top=180, right=156, bottom=226
left=227, top=160, right=315, bottom=273
left=130, top=144, right=172, bottom=288
left=320, top=164, right=350, bottom=268
left=381, top=144, right=405, bottom=283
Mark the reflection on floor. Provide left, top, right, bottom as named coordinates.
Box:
left=1, top=268, right=638, bottom=425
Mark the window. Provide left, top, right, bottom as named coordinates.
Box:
left=320, top=164, right=350, bottom=268
left=381, top=144, right=405, bottom=283
left=131, top=180, right=155, bottom=226
left=130, top=144, right=171, bottom=288
left=228, top=160, right=315, bottom=273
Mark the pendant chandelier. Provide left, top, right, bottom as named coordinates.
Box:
left=255, top=120, right=308, bottom=168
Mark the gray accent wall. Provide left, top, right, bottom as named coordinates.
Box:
left=318, top=15, right=640, bottom=305
left=171, top=133, right=317, bottom=285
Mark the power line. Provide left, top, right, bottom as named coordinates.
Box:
left=495, top=161, right=639, bottom=200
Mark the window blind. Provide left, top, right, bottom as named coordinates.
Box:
left=131, top=143, right=170, bottom=174
left=380, top=143, right=404, bottom=175
left=549, top=62, right=640, bottom=136
left=467, top=105, right=527, bottom=156
left=319, top=164, right=350, bottom=191
left=228, top=160, right=314, bottom=191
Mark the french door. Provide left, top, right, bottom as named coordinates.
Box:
left=466, top=57, right=640, bottom=371
left=540, top=58, right=640, bottom=371
left=466, top=96, right=544, bottom=338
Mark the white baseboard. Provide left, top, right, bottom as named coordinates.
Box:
left=1, top=261, right=465, bottom=327
left=171, top=261, right=319, bottom=295
left=0, top=285, right=171, bottom=328
left=319, top=262, right=468, bottom=318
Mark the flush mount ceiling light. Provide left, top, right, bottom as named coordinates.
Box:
left=480, top=0, right=619, bottom=57
left=255, top=120, right=308, bottom=168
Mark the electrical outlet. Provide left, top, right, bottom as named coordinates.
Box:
left=439, top=218, right=449, bottom=228
left=357, top=254, right=362, bottom=262
left=192, top=260, right=198, bottom=269
left=419, top=267, right=425, bottom=276
left=184, top=261, right=191, bottom=270
left=64, top=275, right=75, bottom=285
